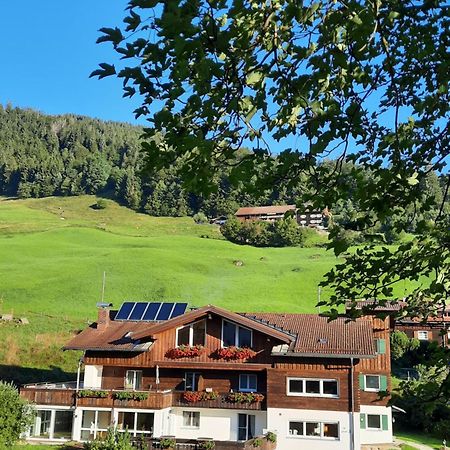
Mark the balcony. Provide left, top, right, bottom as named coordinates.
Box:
left=20, top=382, right=77, bottom=406
left=171, top=391, right=266, bottom=411
left=20, top=382, right=172, bottom=410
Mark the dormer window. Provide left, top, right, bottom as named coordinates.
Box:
left=222, top=320, right=252, bottom=348
left=176, top=320, right=206, bottom=347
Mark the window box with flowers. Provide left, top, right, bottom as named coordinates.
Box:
left=183, top=390, right=219, bottom=403
left=226, top=392, right=265, bottom=404
left=214, top=346, right=256, bottom=361
left=166, top=344, right=204, bottom=359
left=77, top=389, right=109, bottom=398
left=113, top=391, right=149, bottom=401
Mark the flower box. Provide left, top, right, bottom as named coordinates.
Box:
left=77, top=389, right=109, bottom=398
left=183, top=390, right=219, bottom=403
left=166, top=345, right=204, bottom=359
left=113, top=391, right=148, bottom=401
left=226, top=392, right=265, bottom=403
left=215, top=346, right=256, bottom=360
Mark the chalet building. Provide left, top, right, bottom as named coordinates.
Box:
left=234, top=205, right=326, bottom=228
left=346, top=300, right=450, bottom=348
left=21, top=303, right=393, bottom=449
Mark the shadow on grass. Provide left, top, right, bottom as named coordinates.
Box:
left=0, top=364, right=77, bottom=386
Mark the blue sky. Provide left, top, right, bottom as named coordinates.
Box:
left=0, top=1, right=143, bottom=124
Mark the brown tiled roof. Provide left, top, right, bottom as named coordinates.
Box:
left=235, top=205, right=296, bottom=216
left=346, top=299, right=406, bottom=312
left=64, top=319, right=156, bottom=352
left=65, top=306, right=376, bottom=357
left=242, top=313, right=376, bottom=357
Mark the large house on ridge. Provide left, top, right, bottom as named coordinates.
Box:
left=20, top=302, right=393, bottom=449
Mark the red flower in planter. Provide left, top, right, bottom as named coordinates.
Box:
left=183, top=391, right=219, bottom=402
left=166, top=345, right=204, bottom=359
left=215, top=346, right=256, bottom=360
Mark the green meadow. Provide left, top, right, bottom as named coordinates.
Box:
left=0, top=195, right=413, bottom=382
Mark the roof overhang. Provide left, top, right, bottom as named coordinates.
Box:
left=132, top=305, right=295, bottom=343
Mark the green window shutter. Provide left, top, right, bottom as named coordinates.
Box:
left=380, top=375, right=388, bottom=391
left=382, top=414, right=389, bottom=431
left=359, top=374, right=365, bottom=390
left=376, top=338, right=386, bottom=354
left=360, top=413, right=366, bottom=429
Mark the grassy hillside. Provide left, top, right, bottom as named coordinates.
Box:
left=0, top=196, right=338, bottom=382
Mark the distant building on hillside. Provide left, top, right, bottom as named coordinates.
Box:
left=235, top=205, right=328, bottom=228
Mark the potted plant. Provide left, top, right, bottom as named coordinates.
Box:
left=183, top=390, right=219, bottom=403
left=160, top=437, right=176, bottom=449
left=113, top=391, right=149, bottom=401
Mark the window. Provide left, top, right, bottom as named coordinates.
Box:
left=125, top=370, right=142, bottom=390
left=81, top=410, right=111, bottom=441
left=183, top=411, right=200, bottom=428
left=32, top=410, right=51, bottom=438
left=117, top=412, right=154, bottom=436
left=238, top=414, right=255, bottom=441
left=176, top=320, right=206, bottom=346
left=185, top=372, right=200, bottom=391
left=239, top=374, right=257, bottom=392
left=365, top=375, right=380, bottom=391
left=53, top=410, right=73, bottom=439
left=367, top=415, right=381, bottom=429
left=287, top=378, right=339, bottom=397
left=360, top=413, right=389, bottom=431
left=418, top=330, right=429, bottom=341
left=222, top=320, right=252, bottom=348
left=288, top=421, right=339, bottom=439
left=375, top=338, right=386, bottom=354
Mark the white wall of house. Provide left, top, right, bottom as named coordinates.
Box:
left=267, top=408, right=356, bottom=450
left=359, top=405, right=393, bottom=445
left=170, top=407, right=266, bottom=441
left=83, top=365, right=103, bottom=389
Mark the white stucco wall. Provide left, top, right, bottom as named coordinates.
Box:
left=170, top=407, right=266, bottom=441
left=360, top=405, right=393, bottom=445
left=267, top=408, right=358, bottom=450
left=83, top=365, right=103, bottom=389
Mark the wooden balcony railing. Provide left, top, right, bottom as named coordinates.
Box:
left=77, top=390, right=173, bottom=409
left=171, top=391, right=266, bottom=410
left=20, top=386, right=76, bottom=406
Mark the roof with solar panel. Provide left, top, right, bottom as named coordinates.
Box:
left=114, top=302, right=188, bottom=322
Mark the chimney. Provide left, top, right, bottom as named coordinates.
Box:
left=96, top=302, right=113, bottom=331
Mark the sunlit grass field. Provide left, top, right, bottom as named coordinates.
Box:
left=0, top=195, right=417, bottom=382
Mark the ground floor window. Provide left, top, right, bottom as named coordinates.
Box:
left=238, top=414, right=255, bottom=441
left=288, top=421, right=339, bottom=439
left=117, top=411, right=154, bottom=436
left=31, top=409, right=73, bottom=440
left=360, top=413, right=389, bottom=431
left=182, top=411, right=200, bottom=428
left=80, top=410, right=111, bottom=441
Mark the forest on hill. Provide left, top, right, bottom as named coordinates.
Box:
left=0, top=104, right=446, bottom=240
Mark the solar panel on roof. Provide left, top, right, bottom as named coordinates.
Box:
left=115, top=301, right=188, bottom=322
left=142, top=302, right=161, bottom=321
left=129, top=302, right=148, bottom=321
left=156, top=302, right=175, bottom=321
left=171, top=302, right=188, bottom=318
left=115, top=302, right=135, bottom=320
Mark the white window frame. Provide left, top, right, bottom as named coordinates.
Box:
left=80, top=409, right=111, bottom=441
left=366, top=414, right=382, bottom=430
left=417, top=330, right=429, bottom=341
left=116, top=411, right=154, bottom=436
left=364, top=375, right=381, bottom=392
left=176, top=320, right=206, bottom=347
left=239, top=374, right=258, bottom=392
left=182, top=411, right=200, bottom=429
left=287, top=420, right=340, bottom=440
left=125, top=370, right=143, bottom=390
left=286, top=378, right=339, bottom=398
left=221, top=320, right=253, bottom=348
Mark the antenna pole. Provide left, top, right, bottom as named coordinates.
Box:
left=101, top=271, right=106, bottom=303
